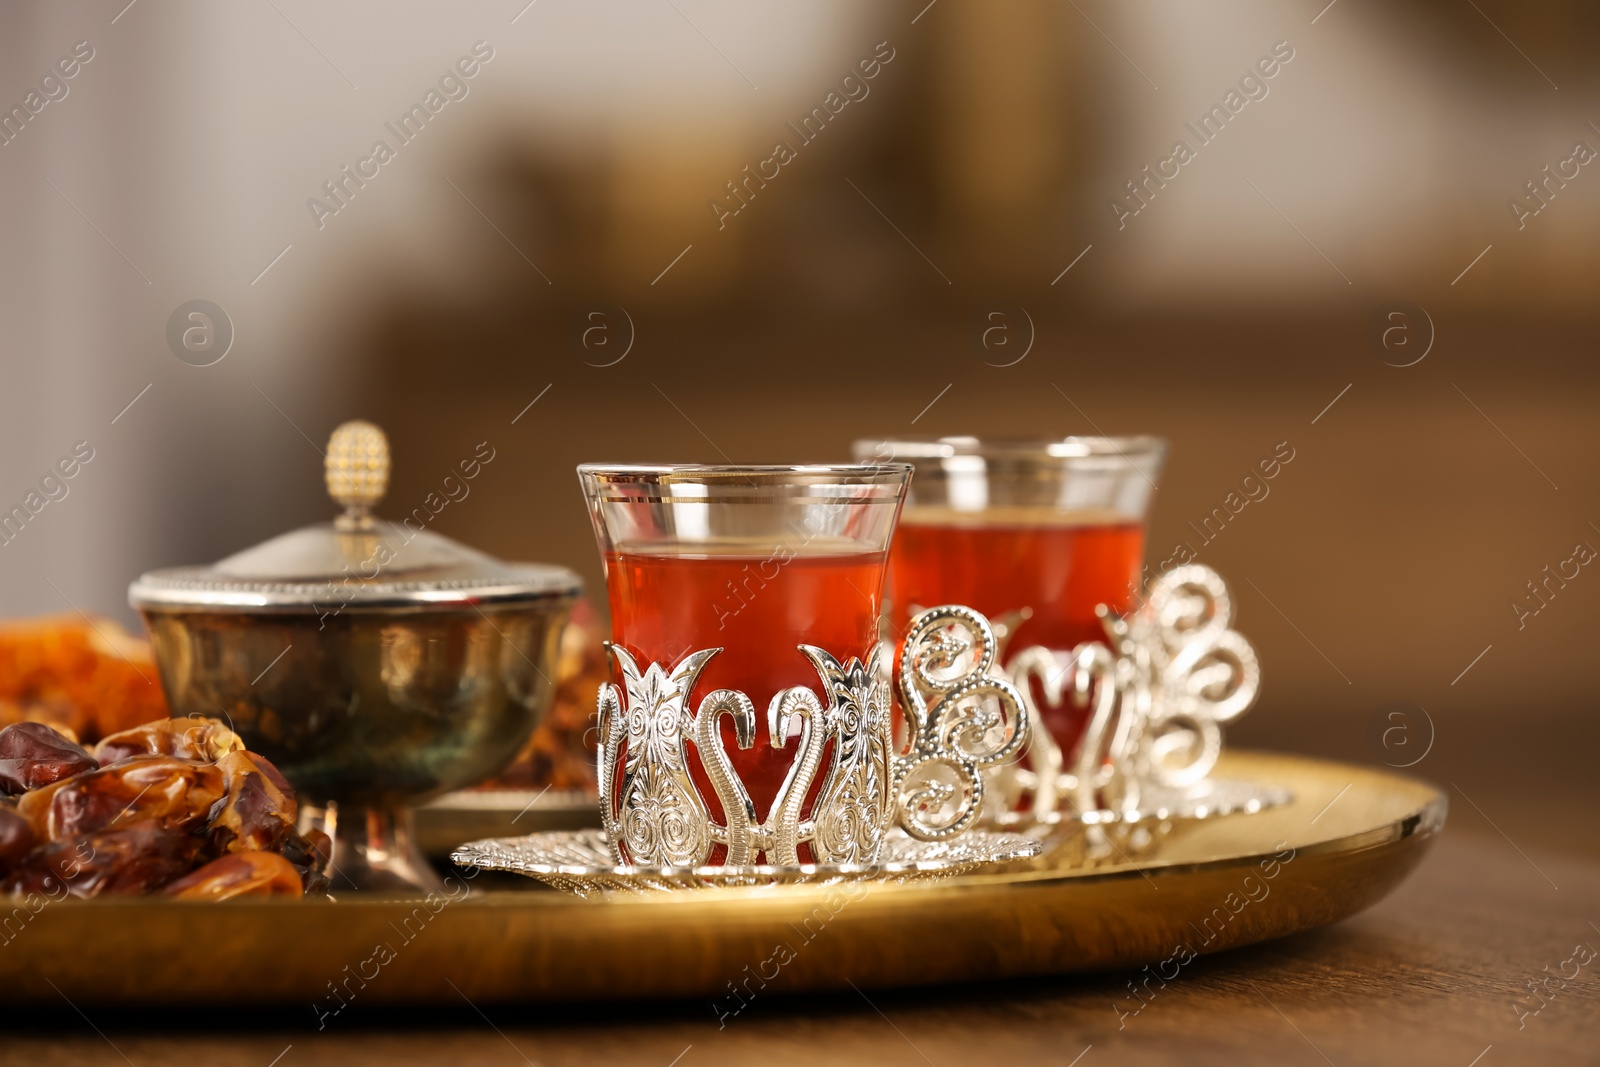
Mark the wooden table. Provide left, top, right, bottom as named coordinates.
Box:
left=4, top=824, right=1593, bottom=1067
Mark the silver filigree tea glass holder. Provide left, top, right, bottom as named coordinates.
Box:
left=596, top=602, right=1031, bottom=868
left=852, top=436, right=1288, bottom=839
left=986, top=563, right=1285, bottom=837
left=454, top=464, right=1040, bottom=893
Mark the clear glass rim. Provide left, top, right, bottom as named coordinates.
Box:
left=853, top=435, right=1167, bottom=462
left=577, top=463, right=912, bottom=487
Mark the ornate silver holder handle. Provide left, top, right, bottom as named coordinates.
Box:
left=894, top=605, right=1030, bottom=841
left=593, top=606, right=1030, bottom=869
left=987, top=564, right=1278, bottom=828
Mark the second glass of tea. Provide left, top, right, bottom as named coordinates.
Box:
left=577, top=463, right=911, bottom=834
left=851, top=436, right=1166, bottom=758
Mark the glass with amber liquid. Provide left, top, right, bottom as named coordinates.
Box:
left=577, top=464, right=910, bottom=841
left=852, top=437, right=1166, bottom=760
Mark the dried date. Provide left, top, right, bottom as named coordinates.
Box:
left=295, top=861, right=331, bottom=897
left=2, top=820, right=199, bottom=898
left=0, top=803, right=34, bottom=875
left=0, top=721, right=98, bottom=795
left=3, top=712, right=337, bottom=902
left=279, top=826, right=332, bottom=895
left=17, top=755, right=223, bottom=842
left=94, top=716, right=243, bottom=766
left=208, top=750, right=297, bottom=854
left=163, top=852, right=304, bottom=900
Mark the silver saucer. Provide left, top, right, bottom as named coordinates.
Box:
left=992, top=777, right=1292, bottom=844
left=451, top=828, right=1040, bottom=897
left=990, top=776, right=1292, bottom=833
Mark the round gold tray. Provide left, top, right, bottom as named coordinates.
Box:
left=0, top=751, right=1443, bottom=1006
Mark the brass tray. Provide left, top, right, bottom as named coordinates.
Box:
left=0, top=751, right=1443, bottom=1006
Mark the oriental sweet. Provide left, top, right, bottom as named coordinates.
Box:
left=0, top=717, right=329, bottom=900
left=0, top=616, right=168, bottom=743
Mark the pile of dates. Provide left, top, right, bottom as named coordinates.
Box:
left=0, top=716, right=330, bottom=901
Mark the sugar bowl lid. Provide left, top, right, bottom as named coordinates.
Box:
left=129, top=421, right=581, bottom=613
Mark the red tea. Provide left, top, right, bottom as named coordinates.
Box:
left=886, top=509, right=1146, bottom=755
left=603, top=544, right=886, bottom=828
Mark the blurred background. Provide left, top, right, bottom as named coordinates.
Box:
left=1, top=1, right=1595, bottom=852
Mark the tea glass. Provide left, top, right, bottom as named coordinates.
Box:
left=851, top=436, right=1166, bottom=759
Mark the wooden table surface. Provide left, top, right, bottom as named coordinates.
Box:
left=4, top=823, right=1594, bottom=1067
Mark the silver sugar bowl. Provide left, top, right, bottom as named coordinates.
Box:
left=129, top=421, right=581, bottom=892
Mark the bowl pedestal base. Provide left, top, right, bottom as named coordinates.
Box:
left=300, top=801, right=444, bottom=894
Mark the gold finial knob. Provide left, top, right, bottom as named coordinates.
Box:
left=326, top=420, right=389, bottom=530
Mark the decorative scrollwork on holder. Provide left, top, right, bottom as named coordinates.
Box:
left=990, top=564, right=1263, bottom=824
left=596, top=647, right=719, bottom=866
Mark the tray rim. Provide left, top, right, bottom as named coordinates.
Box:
left=0, top=750, right=1448, bottom=1006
